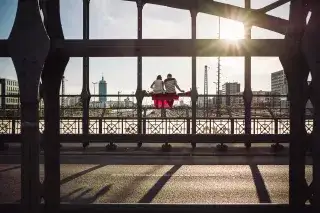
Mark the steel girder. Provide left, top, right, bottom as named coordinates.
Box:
left=0, top=39, right=284, bottom=57
left=124, top=0, right=288, bottom=34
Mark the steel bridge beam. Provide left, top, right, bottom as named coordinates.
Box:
left=258, top=0, right=291, bottom=13
left=0, top=203, right=312, bottom=213
left=124, top=0, right=288, bottom=35
left=0, top=39, right=284, bottom=57
left=0, top=133, right=292, bottom=143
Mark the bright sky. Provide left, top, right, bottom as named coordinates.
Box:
left=0, top=0, right=289, bottom=96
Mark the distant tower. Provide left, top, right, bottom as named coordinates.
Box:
left=204, top=65, right=209, bottom=117
left=99, top=76, right=107, bottom=104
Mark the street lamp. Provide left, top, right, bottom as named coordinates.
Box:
left=117, top=91, right=121, bottom=116
left=92, top=82, right=98, bottom=104
left=132, top=91, right=135, bottom=117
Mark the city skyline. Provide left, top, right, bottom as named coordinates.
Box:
left=0, top=0, right=295, bottom=95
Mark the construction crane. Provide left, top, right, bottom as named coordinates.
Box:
left=204, top=65, right=209, bottom=117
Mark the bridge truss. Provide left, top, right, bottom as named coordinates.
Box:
left=0, top=0, right=319, bottom=213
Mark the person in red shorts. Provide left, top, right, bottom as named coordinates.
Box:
left=163, top=74, right=184, bottom=108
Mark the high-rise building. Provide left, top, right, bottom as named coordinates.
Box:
left=271, top=70, right=288, bottom=95
left=98, top=76, right=107, bottom=104
left=222, top=82, right=240, bottom=95
left=0, top=78, right=20, bottom=109
left=271, top=70, right=288, bottom=108
left=232, top=90, right=277, bottom=107
left=222, top=82, right=240, bottom=106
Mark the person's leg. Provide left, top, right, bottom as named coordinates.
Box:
left=168, top=100, right=174, bottom=108
left=154, top=100, right=159, bottom=108
left=168, top=92, right=176, bottom=108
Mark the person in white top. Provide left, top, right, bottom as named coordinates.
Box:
left=164, top=73, right=184, bottom=94
left=150, top=75, right=164, bottom=94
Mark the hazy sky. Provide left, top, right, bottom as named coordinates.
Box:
left=0, top=0, right=289, bottom=96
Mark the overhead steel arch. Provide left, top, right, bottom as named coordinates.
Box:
left=124, top=0, right=288, bottom=34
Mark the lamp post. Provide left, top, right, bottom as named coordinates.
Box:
left=117, top=91, right=121, bottom=116
left=132, top=91, right=135, bottom=117
left=92, top=82, right=98, bottom=106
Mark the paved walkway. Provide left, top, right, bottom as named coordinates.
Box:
left=2, top=143, right=291, bottom=156
left=0, top=155, right=313, bottom=204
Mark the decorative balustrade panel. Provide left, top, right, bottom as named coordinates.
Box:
left=196, top=119, right=232, bottom=134
left=252, top=118, right=275, bottom=134
left=234, top=119, right=245, bottom=134
left=145, top=118, right=189, bottom=134
left=278, top=119, right=290, bottom=134
left=0, top=119, right=13, bottom=134
left=0, top=117, right=312, bottom=136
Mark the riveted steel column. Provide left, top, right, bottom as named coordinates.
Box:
left=243, top=0, right=253, bottom=148
left=81, top=0, right=91, bottom=147
left=190, top=9, right=198, bottom=144
left=8, top=1, right=50, bottom=212
left=136, top=0, right=145, bottom=139
left=40, top=0, right=70, bottom=212
left=280, top=0, right=309, bottom=209
left=302, top=1, right=320, bottom=210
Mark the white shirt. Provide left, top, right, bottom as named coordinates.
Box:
left=152, top=80, right=163, bottom=94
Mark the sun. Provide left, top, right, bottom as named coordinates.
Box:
left=219, top=19, right=244, bottom=41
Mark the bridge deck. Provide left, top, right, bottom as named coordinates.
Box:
left=2, top=143, right=294, bottom=156
left=0, top=155, right=313, bottom=205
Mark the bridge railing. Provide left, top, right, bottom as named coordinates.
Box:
left=0, top=94, right=313, bottom=145
left=0, top=116, right=313, bottom=136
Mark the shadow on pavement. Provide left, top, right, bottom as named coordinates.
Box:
left=60, top=164, right=106, bottom=185
left=108, top=165, right=166, bottom=203
left=250, top=164, right=271, bottom=203
left=0, top=165, right=20, bottom=173
left=139, top=165, right=182, bottom=203
left=61, top=185, right=111, bottom=203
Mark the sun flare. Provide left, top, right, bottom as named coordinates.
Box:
left=220, top=19, right=244, bottom=41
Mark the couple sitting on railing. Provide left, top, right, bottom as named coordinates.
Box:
left=150, top=73, right=188, bottom=108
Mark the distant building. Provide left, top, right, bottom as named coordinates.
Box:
left=99, top=76, right=107, bottom=104
left=271, top=70, right=288, bottom=95
left=65, top=96, right=81, bottom=106
left=89, top=101, right=104, bottom=108
left=0, top=78, right=20, bottom=109
left=105, top=100, right=134, bottom=108
left=197, top=97, right=205, bottom=107
left=232, top=90, right=278, bottom=107
left=222, top=82, right=240, bottom=106
left=124, top=98, right=134, bottom=108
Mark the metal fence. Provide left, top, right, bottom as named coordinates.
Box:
left=0, top=117, right=314, bottom=135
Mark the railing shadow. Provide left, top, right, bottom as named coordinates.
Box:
left=139, top=165, right=182, bottom=203
left=60, top=164, right=106, bottom=185
left=250, top=164, right=271, bottom=203
left=60, top=185, right=111, bottom=204
left=108, top=165, right=167, bottom=203
left=14, top=164, right=107, bottom=203
left=0, top=165, right=20, bottom=173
